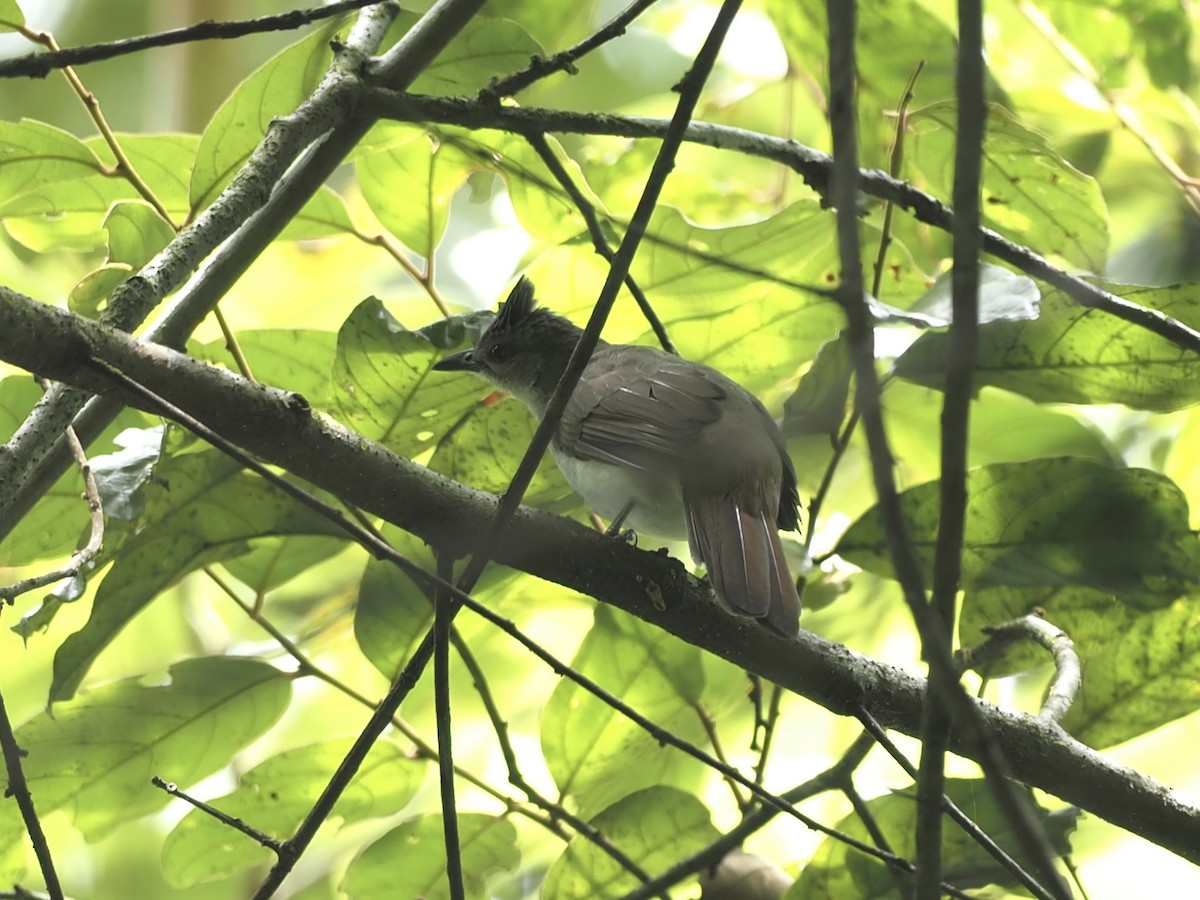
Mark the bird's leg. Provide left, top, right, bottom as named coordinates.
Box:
left=605, top=498, right=638, bottom=545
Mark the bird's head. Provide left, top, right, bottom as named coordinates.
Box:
left=433, top=277, right=585, bottom=412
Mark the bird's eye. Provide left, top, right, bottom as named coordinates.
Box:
left=487, top=343, right=510, bottom=363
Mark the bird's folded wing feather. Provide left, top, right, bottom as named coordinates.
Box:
left=559, top=358, right=726, bottom=470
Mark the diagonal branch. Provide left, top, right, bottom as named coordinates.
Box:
left=0, top=283, right=1197, bottom=866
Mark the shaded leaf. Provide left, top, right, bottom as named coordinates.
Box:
left=354, top=526, right=436, bottom=680
left=0, top=658, right=289, bottom=860
left=341, top=813, right=519, bottom=900
left=89, top=425, right=163, bottom=522
left=791, top=778, right=1076, bottom=898
left=220, top=535, right=348, bottom=596
left=896, top=285, right=1200, bottom=412
left=541, top=605, right=706, bottom=817
left=783, top=331, right=851, bottom=441
left=907, top=264, right=1040, bottom=327
left=543, top=787, right=719, bottom=899
left=162, top=739, right=425, bottom=887
left=838, top=458, right=1200, bottom=604
left=962, top=585, right=1200, bottom=748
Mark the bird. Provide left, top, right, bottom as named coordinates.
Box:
left=433, top=277, right=802, bottom=635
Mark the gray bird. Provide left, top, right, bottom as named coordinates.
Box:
left=433, top=278, right=802, bottom=635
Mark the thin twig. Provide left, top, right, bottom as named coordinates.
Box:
left=0, top=420, right=103, bottom=603
left=915, top=3, right=983, bottom=894
left=433, top=551, right=465, bottom=900
left=525, top=132, right=676, bottom=353
left=151, top=776, right=283, bottom=853
left=0, top=0, right=383, bottom=79
left=694, top=702, right=749, bottom=809
left=959, top=614, right=1081, bottom=725
left=0, top=689, right=63, bottom=900
left=750, top=682, right=783, bottom=787
left=843, top=781, right=911, bottom=899
left=483, top=0, right=663, bottom=98
left=362, top=91, right=1200, bottom=355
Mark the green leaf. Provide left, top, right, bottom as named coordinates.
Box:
left=49, top=451, right=348, bottom=702
left=331, top=298, right=486, bottom=460
left=541, top=605, right=706, bottom=817
left=162, top=738, right=425, bottom=887
left=791, top=778, right=1076, bottom=898
left=783, top=331, right=851, bottom=441
left=69, top=201, right=176, bottom=316
left=543, top=787, right=720, bottom=899
left=408, top=14, right=542, bottom=96
left=909, top=102, right=1109, bottom=270
left=962, top=585, right=1200, bottom=748
left=427, top=398, right=576, bottom=512
left=354, top=526, right=436, bottom=680
left=190, top=22, right=338, bottom=211
left=220, top=535, right=348, bottom=595
left=356, top=127, right=482, bottom=256
left=896, top=285, right=1200, bottom=412
left=0, top=119, right=101, bottom=200
left=0, top=134, right=196, bottom=251
left=0, top=657, right=289, bottom=861
left=497, top=130, right=602, bottom=245
left=838, top=458, right=1200, bottom=604
left=278, top=184, right=356, bottom=241
left=0, top=0, right=25, bottom=29
left=341, top=813, right=519, bottom=900
left=191, top=328, right=337, bottom=405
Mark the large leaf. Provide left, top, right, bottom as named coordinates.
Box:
left=909, top=101, right=1109, bottom=270
left=190, top=23, right=338, bottom=210
left=791, top=778, right=1076, bottom=898
left=69, top=201, right=176, bottom=316
left=838, top=458, right=1200, bottom=605
left=542, top=787, right=720, bottom=899
left=356, top=126, right=483, bottom=257
left=541, top=605, right=706, bottom=817
left=162, top=739, right=425, bottom=887
left=341, top=813, right=519, bottom=900
left=0, top=658, right=289, bottom=861
left=354, top=525, right=436, bottom=680
left=896, top=285, right=1200, bottom=412
left=330, top=298, right=486, bottom=459
left=191, top=328, right=338, bottom=405
left=49, top=450, right=348, bottom=702
left=962, top=585, right=1200, bottom=748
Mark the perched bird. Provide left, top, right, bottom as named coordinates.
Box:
left=433, top=278, right=802, bottom=635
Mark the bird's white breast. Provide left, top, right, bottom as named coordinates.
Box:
left=550, top=444, right=687, bottom=539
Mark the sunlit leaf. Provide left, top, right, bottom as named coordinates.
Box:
left=783, top=331, right=851, bottom=441
left=0, top=657, right=289, bottom=861
left=70, top=201, right=175, bottom=316
left=838, top=458, right=1200, bottom=604
left=909, top=102, right=1110, bottom=270
left=191, top=328, right=337, bottom=405
left=341, top=813, right=519, bottom=900
left=896, top=285, right=1200, bottom=412
left=542, top=605, right=706, bottom=817
left=162, top=739, right=425, bottom=887
left=408, top=13, right=542, bottom=96
left=0, top=0, right=25, bottom=29
left=278, top=184, right=356, bottom=241
left=543, top=787, right=719, bottom=899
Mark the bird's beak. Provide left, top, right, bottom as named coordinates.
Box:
left=433, top=349, right=478, bottom=372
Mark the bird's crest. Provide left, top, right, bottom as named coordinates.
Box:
left=492, top=277, right=537, bottom=334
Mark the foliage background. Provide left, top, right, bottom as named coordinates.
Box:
left=2, top=0, right=1200, bottom=897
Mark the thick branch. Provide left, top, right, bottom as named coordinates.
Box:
left=0, top=286, right=1196, bottom=864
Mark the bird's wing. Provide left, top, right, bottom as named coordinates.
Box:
left=558, top=354, right=726, bottom=471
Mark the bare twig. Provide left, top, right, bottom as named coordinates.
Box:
left=151, top=776, right=282, bottom=853
left=0, top=0, right=384, bottom=79
left=959, top=614, right=1081, bottom=725
left=525, top=132, right=676, bottom=353
left=433, top=551, right=465, bottom=900
left=0, top=689, right=63, bottom=900
left=484, top=0, right=663, bottom=98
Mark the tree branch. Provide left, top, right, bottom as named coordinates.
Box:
left=0, top=283, right=1197, bottom=865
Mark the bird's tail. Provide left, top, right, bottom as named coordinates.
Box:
left=685, top=495, right=801, bottom=636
